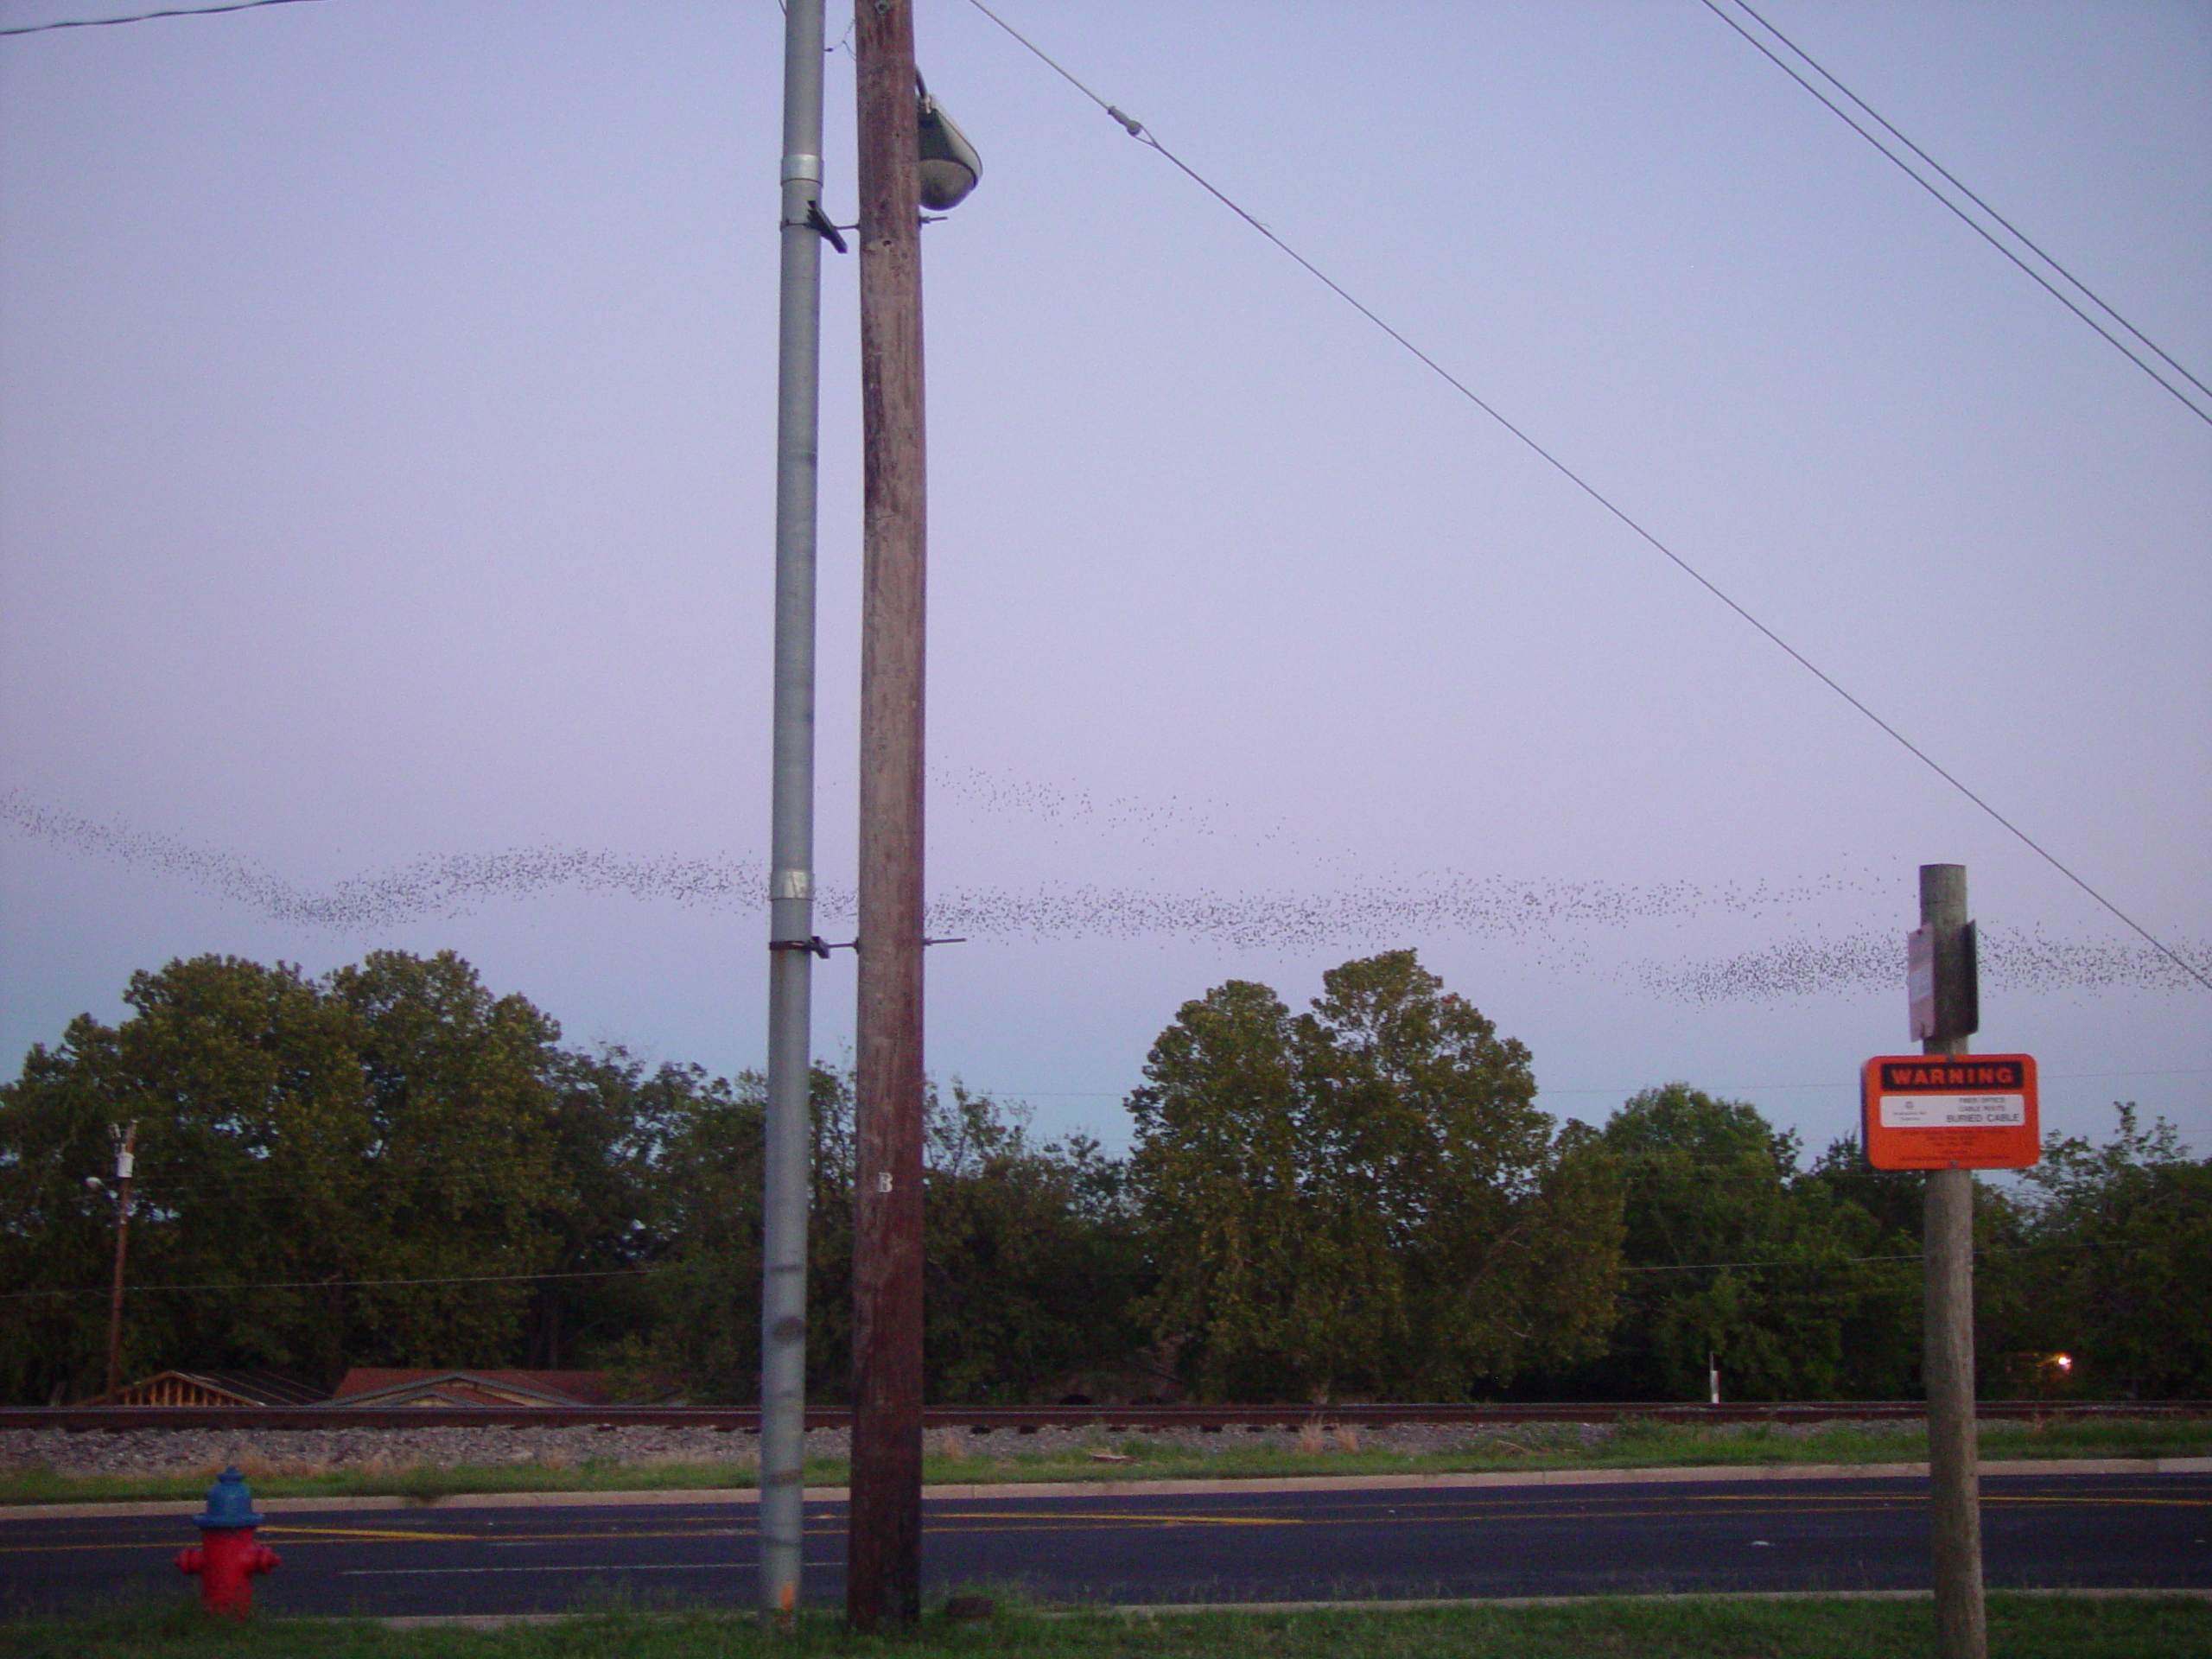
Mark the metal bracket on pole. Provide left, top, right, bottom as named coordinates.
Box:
left=769, top=938, right=957, bottom=957
left=805, top=203, right=849, bottom=253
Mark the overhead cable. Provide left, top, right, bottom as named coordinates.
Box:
left=1624, top=1236, right=2140, bottom=1274
left=0, top=0, right=318, bottom=35
left=1701, top=0, right=2211, bottom=427
left=0, top=1264, right=665, bottom=1302
left=3, top=1242, right=2134, bottom=1300
left=959, top=0, right=2212, bottom=995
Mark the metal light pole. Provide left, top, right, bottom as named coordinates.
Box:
left=759, top=0, right=831, bottom=1623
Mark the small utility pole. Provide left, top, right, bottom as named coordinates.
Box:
left=1919, top=863, right=1986, bottom=1659
left=102, top=1122, right=138, bottom=1401
left=849, top=0, right=929, bottom=1630
left=759, top=0, right=830, bottom=1624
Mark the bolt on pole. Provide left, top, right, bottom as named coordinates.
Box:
left=759, top=0, right=829, bottom=1623
left=848, top=0, right=930, bottom=1630
left=1920, top=862, right=1987, bottom=1659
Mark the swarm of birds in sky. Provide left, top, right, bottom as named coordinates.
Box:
left=4, top=787, right=2202, bottom=1003
left=1632, top=927, right=2209, bottom=1005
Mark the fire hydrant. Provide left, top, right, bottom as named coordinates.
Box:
left=175, top=1465, right=278, bottom=1616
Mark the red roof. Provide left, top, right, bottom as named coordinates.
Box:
left=332, top=1369, right=617, bottom=1407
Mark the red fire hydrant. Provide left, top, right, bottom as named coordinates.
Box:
left=176, top=1465, right=278, bottom=1616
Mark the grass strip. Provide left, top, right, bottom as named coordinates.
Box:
left=3, top=1417, right=2206, bottom=1508
left=0, top=1595, right=2206, bottom=1658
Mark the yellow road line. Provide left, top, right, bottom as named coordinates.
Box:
left=1983, top=1495, right=2212, bottom=1510
left=263, top=1525, right=483, bottom=1542
left=915, top=1522, right=1292, bottom=1530
left=3, top=1485, right=2194, bottom=1559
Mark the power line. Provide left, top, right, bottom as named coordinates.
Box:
left=960, top=0, right=2212, bottom=998
left=1624, top=1252, right=1919, bottom=1274
left=1622, top=1236, right=2137, bottom=1276
left=1701, top=0, right=2212, bottom=427
left=0, top=1264, right=666, bottom=1304
left=0, top=0, right=319, bottom=35
left=1002, top=1068, right=2208, bottom=1097
left=4, top=1240, right=2140, bottom=1301
left=1543, top=1066, right=2211, bottom=1097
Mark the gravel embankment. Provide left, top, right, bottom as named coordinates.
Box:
left=0, top=1420, right=1656, bottom=1481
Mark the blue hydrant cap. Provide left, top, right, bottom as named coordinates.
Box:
left=194, top=1465, right=264, bottom=1529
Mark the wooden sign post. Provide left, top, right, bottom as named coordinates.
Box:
left=1864, top=865, right=2037, bottom=1659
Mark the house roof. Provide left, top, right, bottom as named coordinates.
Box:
left=94, top=1370, right=327, bottom=1408
left=330, top=1369, right=618, bottom=1408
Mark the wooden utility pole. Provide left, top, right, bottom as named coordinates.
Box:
left=849, top=0, right=928, bottom=1630
left=102, top=1122, right=138, bottom=1402
left=1919, top=863, right=1986, bottom=1659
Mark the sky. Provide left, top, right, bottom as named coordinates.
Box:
left=3, top=0, right=2206, bottom=1165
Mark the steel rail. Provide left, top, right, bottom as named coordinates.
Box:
left=0, top=1401, right=2194, bottom=1433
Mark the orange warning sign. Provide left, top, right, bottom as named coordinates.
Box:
left=1860, top=1054, right=2039, bottom=1170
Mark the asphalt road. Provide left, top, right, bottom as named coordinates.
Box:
left=2, top=1472, right=2204, bottom=1618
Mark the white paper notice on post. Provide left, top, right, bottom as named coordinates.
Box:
left=1878, top=1092, right=2026, bottom=1129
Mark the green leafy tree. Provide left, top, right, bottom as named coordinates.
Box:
left=0, top=955, right=396, bottom=1397
left=0, top=951, right=622, bottom=1399
left=1797, top=1135, right=1926, bottom=1398
left=921, top=1085, right=1147, bottom=1403
left=315, top=951, right=570, bottom=1368
left=1986, top=1104, right=2212, bottom=1397
left=0, top=1014, right=163, bottom=1402
left=1128, top=950, right=1623, bottom=1402
left=524, top=1046, right=715, bottom=1369
left=643, top=1061, right=818, bottom=1403
left=1583, top=1084, right=1919, bottom=1401
left=650, top=1070, right=1145, bottom=1405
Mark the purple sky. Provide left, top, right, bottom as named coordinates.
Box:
left=3, top=1, right=2207, bottom=1160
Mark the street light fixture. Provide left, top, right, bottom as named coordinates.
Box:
left=915, top=74, right=979, bottom=210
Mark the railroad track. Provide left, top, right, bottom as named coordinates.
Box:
left=0, top=1401, right=2193, bottom=1433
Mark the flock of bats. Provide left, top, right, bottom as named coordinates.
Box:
left=3, top=786, right=2202, bottom=1002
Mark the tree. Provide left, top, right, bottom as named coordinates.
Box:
left=643, top=1060, right=813, bottom=1403
left=526, top=1046, right=717, bottom=1369
left=1581, top=1084, right=1919, bottom=1402
left=0, top=1011, right=161, bottom=1402
left=0, top=955, right=390, bottom=1398
left=920, top=1085, right=1147, bottom=1403
left=1798, top=1135, right=1926, bottom=1398
left=649, top=1070, right=1147, bottom=1405
left=1128, top=950, right=1622, bottom=1402
left=0, top=951, right=629, bottom=1399
left=3, top=955, right=1156, bottom=1405
left=1986, top=1104, right=2212, bottom=1397
left=315, top=950, right=571, bottom=1369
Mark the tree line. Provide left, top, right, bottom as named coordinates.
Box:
left=1, top=949, right=2202, bottom=1405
